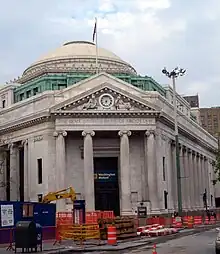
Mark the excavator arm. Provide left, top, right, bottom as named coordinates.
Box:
left=42, top=187, right=76, bottom=203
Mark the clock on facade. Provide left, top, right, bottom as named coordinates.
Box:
left=99, top=93, right=114, bottom=109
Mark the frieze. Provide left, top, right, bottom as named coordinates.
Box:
left=56, top=117, right=155, bottom=126
left=33, top=135, right=43, bottom=142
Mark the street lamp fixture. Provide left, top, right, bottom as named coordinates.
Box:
left=162, top=67, right=186, bottom=215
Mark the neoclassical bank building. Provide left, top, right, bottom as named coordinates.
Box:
left=0, top=41, right=217, bottom=215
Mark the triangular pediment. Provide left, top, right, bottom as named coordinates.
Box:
left=50, top=73, right=160, bottom=113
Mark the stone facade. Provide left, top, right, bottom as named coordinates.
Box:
left=0, top=73, right=217, bottom=215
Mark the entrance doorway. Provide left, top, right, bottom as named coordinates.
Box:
left=94, top=157, right=120, bottom=216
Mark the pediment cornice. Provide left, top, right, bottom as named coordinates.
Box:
left=51, top=84, right=160, bottom=113
left=51, top=110, right=161, bottom=117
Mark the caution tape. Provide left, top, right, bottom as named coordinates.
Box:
left=58, top=224, right=100, bottom=241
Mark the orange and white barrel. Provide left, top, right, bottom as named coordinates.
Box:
left=107, top=226, right=117, bottom=245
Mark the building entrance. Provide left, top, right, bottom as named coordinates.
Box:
left=94, top=157, right=120, bottom=216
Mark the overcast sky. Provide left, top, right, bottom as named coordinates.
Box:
left=0, top=0, right=219, bottom=107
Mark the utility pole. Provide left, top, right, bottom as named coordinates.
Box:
left=162, top=67, right=186, bottom=215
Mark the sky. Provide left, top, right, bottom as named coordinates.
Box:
left=0, top=0, right=219, bottom=107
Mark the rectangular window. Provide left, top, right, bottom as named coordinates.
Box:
left=38, top=194, right=43, bottom=202
left=26, top=90, right=31, bottom=98
left=58, top=84, right=67, bottom=90
left=37, top=158, right=43, bottom=184
left=164, top=191, right=168, bottom=209
left=20, top=93, right=24, bottom=101
left=33, top=87, right=38, bottom=95
left=162, top=157, right=166, bottom=181
left=2, top=100, right=5, bottom=108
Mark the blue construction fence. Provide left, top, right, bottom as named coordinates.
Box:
left=0, top=201, right=56, bottom=244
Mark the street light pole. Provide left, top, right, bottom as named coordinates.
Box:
left=162, top=67, right=186, bottom=216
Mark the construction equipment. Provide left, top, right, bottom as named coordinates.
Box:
left=42, top=187, right=76, bottom=204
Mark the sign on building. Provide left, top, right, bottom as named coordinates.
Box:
left=94, top=172, right=116, bottom=182
left=0, top=204, right=14, bottom=227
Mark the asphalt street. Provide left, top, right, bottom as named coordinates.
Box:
left=121, top=229, right=218, bottom=254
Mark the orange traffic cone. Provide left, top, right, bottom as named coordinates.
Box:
left=152, top=244, right=157, bottom=254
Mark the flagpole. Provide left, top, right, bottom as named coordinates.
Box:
left=95, top=17, right=98, bottom=74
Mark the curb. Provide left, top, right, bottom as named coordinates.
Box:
left=46, top=224, right=219, bottom=253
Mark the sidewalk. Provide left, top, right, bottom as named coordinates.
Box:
left=0, top=223, right=219, bottom=253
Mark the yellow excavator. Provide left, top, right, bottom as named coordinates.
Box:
left=42, top=187, right=76, bottom=204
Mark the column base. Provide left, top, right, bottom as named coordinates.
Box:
left=121, top=210, right=133, bottom=216
left=150, top=209, right=161, bottom=215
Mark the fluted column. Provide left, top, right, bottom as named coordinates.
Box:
left=201, top=156, right=206, bottom=200
left=167, top=140, right=174, bottom=211
left=82, top=130, right=95, bottom=212
left=54, top=131, right=67, bottom=211
left=198, top=154, right=204, bottom=208
left=8, top=143, right=19, bottom=201
left=197, top=154, right=203, bottom=208
left=192, top=151, right=197, bottom=209
left=187, top=148, right=193, bottom=210
left=118, top=130, right=132, bottom=215
left=195, top=153, right=200, bottom=208
left=183, top=147, right=189, bottom=210
left=171, top=141, right=177, bottom=211
left=180, top=147, right=187, bottom=210
left=143, top=133, right=149, bottom=201
left=204, top=158, right=210, bottom=206
left=0, top=150, right=6, bottom=200
left=146, top=130, right=159, bottom=213
left=22, top=140, right=29, bottom=201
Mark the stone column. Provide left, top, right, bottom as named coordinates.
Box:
left=195, top=153, right=200, bottom=208
left=118, top=130, right=132, bottom=215
left=143, top=133, right=149, bottom=201
left=0, top=150, right=6, bottom=200
left=82, top=130, right=95, bottom=212
left=204, top=157, right=209, bottom=206
left=208, top=160, right=214, bottom=207
left=171, top=140, right=177, bottom=211
left=22, top=140, right=29, bottom=201
left=187, top=148, right=193, bottom=210
left=197, top=154, right=203, bottom=208
left=145, top=130, right=159, bottom=213
left=8, top=143, right=19, bottom=201
left=192, top=151, right=197, bottom=210
left=53, top=131, right=67, bottom=211
left=180, top=146, right=187, bottom=210
left=183, top=147, right=189, bottom=210
left=167, top=140, right=174, bottom=211
left=201, top=157, right=206, bottom=199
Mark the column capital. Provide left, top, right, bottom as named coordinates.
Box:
left=145, top=130, right=155, bottom=137
left=118, top=130, right=131, bottom=137
left=21, top=139, right=28, bottom=146
left=187, top=147, right=192, bottom=154
left=82, top=130, right=95, bottom=137
left=53, top=131, right=67, bottom=138
left=8, top=142, right=14, bottom=150
left=181, top=145, right=187, bottom=152
left=169, top=139, right=175, bottom=146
